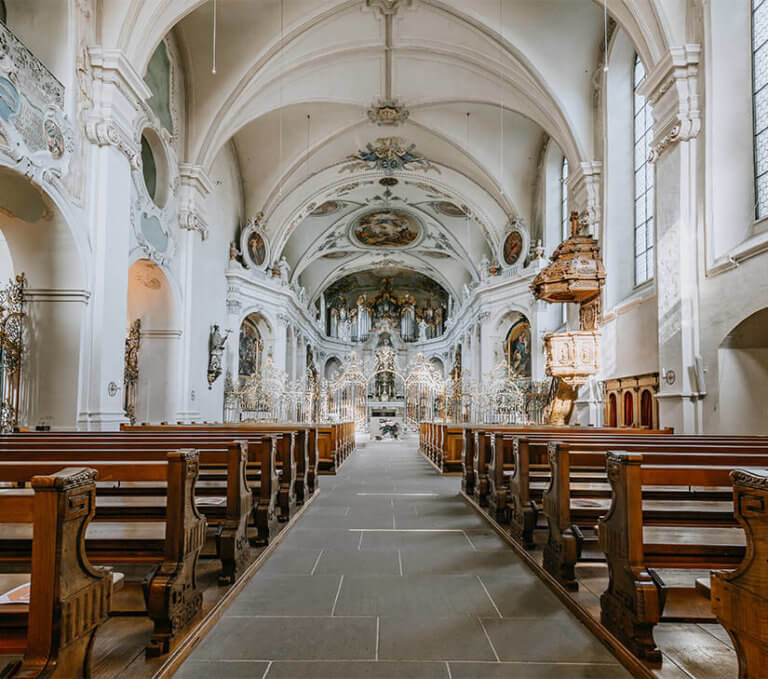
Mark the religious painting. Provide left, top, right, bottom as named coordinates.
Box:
left=505, top=319, right=531, bottom=377
left=353, top=210, right=420, bottom=247
left=240, top=219, right=269, bottom=269
left=239, top=316, right=263, bottom=379
left=503, top=230, right=524, bottom=266
left=44, top=119, right=65, bottom=158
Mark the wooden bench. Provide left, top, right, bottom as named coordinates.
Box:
left=711, top=468, right=768, bottom=679
left=0, top=468, right=114, bottom=678
left=0, top=433, right=282, bottom=539
left=0, top=451, right=207, bottom=657
left=597, top=451, right=756, bottom=662
left=7, top=427, right=304, bottom=520
left=535, top=439, right=768, bottom=589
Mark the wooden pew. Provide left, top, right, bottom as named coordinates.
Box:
left=711, top=468, right=768, bottom=679
left=0, top=468, right=114, bottom=679
left=537, top=439, right=768, bottom=589
left=597, top=451, right=751, bottom=662
left=58, top=425, right=306, bottom=517
left=0, top=452, right=206, bottom=657
left=0, top=434, right=281, bottom=540
left=478, top=429, right=768, bottom=543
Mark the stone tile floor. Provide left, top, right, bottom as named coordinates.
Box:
left=175, top=440, right=631, bottom=679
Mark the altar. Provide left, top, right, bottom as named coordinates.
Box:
left=368, top=400, right=405, bottom=439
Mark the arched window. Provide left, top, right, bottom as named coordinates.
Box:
left=560, top=157, right=569, bottom=240
left=608, top=393, right=618, bottom=427
left=560, top=157, right=569, bottom=324
left=633, top=55, right=654, bottom=286
left=753, top=0, right=768, bottom=218
left=623, top=391, right=634, bottom=427
left=640, top=389, right=653, bottom=427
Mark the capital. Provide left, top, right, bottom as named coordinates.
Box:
left=639, top=45, right=701, bottom=161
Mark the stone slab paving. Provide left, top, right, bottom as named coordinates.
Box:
left=176, top=439, right=631, bottom=679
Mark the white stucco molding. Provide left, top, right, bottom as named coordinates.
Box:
left=639, top=44, right=701, bottom=162
left=178, top=163, right=213, bottom=240
left=24, top=289, right=92, bottom=304
left=83, top=48, right=152, bottom=168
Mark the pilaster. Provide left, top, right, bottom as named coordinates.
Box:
left=77, top=48, right=149, bottom=430
left=640, top=45, right=703, bottom=432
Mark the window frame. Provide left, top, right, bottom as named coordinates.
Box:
left=753, top=0, right=768, bottom=220
left=560, top=157, right=569, bottom=325
left=633, top=54, right=655, bottom=287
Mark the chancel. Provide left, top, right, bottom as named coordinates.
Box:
left=0, top=1, right=767, bottom=678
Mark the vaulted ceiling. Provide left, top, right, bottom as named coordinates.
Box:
left=121, top=0, right=674, bottom=302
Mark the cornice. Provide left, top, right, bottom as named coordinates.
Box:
left=87, top=48, right=152, bottom=104
left=639, top=45, right=701, bottom=161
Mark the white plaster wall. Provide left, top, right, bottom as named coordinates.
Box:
left=600, top=295, right=659, bottom=380
left=5, top=0, right=74, bottom=89
left=718, top=347, right=768, bottom=434
left=603, top=30, right=636, bottom=311
left=698, top=255, right=768, bottom=433
left=126, top=259, right=179, bottom=424
left=705, top=2, right=754, bottom=258
left=192, top=142, right=244, bottom=421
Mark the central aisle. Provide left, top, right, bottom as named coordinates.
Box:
left=177, top=440, right=630, bottom=678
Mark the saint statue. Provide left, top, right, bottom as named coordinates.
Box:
left=207, top=324, right=231, bottom=389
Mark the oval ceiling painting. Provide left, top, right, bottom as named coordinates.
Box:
left=503, top=230, right=524, bottom=265
left=353, top=210, right=420, bottom=247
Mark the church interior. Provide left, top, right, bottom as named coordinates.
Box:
left=0, top=0, right=767, bottom=677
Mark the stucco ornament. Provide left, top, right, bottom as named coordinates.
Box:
left=0, top=23, right=75, bottom=189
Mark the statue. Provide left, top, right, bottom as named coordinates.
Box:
left=207, top=324, right=231, bottom=389
left=479, top=254, right=490, bottom=282
left=418, top=319, right=428, bottom=342
left=279, top=256, right=290, bottom=285
left=229, top=241, right=240, bottom=262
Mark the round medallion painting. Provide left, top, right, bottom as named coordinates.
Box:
left=353, top=210, right=420, bottom=247
left=503, top=231, right=524, bottom=265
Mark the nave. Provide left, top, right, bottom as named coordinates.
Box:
left=176, top=439, right=629, bottom=679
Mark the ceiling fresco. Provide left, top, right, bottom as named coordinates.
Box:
left=352, top=210, right=421, bottom=248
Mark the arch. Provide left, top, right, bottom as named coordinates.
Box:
left=126, top=258, right=180, bottom=424
left=429, top=356, right=445, bottom=378
left=623, top=390, right=634, bottom=426
left=640, top=389, right=653, bottom=427
left=118, top=0, right=671, bottom=86
left=608, top=392, right=618, bottom=427
left=0, top=166, right=86, bottom=429
left=239, top=313, right=265, bottom=379
left=324, top=356, right=342, bottom=381
left=717, top=307, right=768, bottom=434
left=504, top=316, right=532, bottom=378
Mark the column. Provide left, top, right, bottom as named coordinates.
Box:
left=640, top=45, right=703, bottom=433
left=477, top=312, right=495, bottom=379
left=77, top=49, right=152, bottom=430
